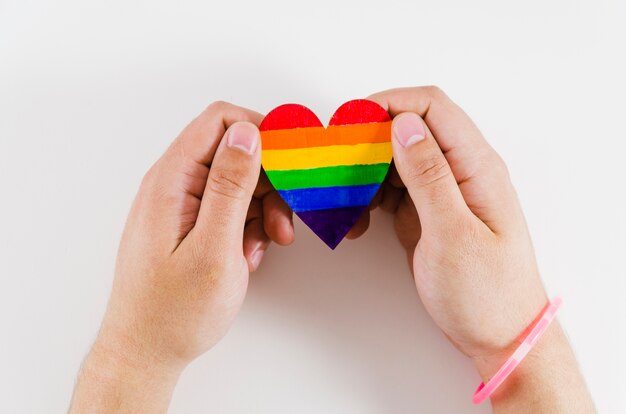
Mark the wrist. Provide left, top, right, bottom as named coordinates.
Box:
left=70, top=326, right=186, bottom=412
left=88, top=331, right=185, bottom=384
left=471, top=322, right=595, bottom=412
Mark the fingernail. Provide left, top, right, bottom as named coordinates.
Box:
left=393, top=113, right=426, bottom=148
left=227, top=123, right=259, bottom=155
left=250, top=247, right=265, bottom=270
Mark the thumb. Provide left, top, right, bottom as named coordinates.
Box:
left=392, top=112, right=469, bottom=234
left=195, top=121, right=261, bottom=248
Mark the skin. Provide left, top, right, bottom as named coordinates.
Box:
left=70, top=88, right=595, bottom=413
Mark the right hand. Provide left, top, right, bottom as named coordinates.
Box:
left=357, top=86, right=549, bottom=364
left=352, top=87, right=594, bottom=411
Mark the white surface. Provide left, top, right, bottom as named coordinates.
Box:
left=1, top=0, right=625, bottom=412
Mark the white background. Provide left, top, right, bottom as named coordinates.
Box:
left=1, top=0, right=625, bottom=412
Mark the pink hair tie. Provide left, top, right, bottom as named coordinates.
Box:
left=472, top=297, right=563, bottom=405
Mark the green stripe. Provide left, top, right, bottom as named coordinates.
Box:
left=265, top=163, right=389, bottom=190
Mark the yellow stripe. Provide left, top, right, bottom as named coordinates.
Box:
left=262, top=142, right=392, bottom=170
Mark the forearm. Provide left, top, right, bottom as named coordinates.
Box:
left=70, top=336, right=183, bottom=413
left=473, top=322, right=595, bottom=413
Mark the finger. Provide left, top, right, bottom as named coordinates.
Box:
left=246, top=198, right=263, bottom=223
left=192, top=121, right=261, bottom=251
left=167, top=101, right=263, bottom=167
left=254, top=171, right=294, bottom=245
left=155, top=102, right=264, bottom=199
left=253, top=170, right=275, bottom=198
left=394, top=191, right=422, bottom=252
left=136, top=102, right=264, bottom=252
left=369, top=185, right=383, bottom=210
left=379, top=182, right=404, bottom=213
left=345, top=210, right=370, bottom=240
left=369, top=87, right=486, bottom=156
left=391, top=112, right=470, bottom=235
left=243, top=218, right=270, bottom=272
left=262, top=191, right=294, bottom=246
left=368, top=86, right=519, bottom=233
left=386, top=162, right=404, bottom=189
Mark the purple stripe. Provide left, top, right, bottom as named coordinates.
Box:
left=296, top=206, right=367, bottom=249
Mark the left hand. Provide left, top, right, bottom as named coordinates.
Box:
left=70, top=102, right=293, bottom=412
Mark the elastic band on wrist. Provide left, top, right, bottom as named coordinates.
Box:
left=472, top=297, right=562, bottom=405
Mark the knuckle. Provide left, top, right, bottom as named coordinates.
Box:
left=491, top=152, right=511, bottom=180
left=406, top=155, right=452, bottom=188
left=422, top=85, right=448, bottom=100
left=479, top=150, right=513, bottom=189
left=138, top=162, right=175, bottom=204
left=205, top=100, right=231, bottom=114
left=207, top=168, right=248, bottom=200
left=140, top=163, right=160, bottom=191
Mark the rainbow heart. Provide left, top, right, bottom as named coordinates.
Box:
left=260, top=99, right=392, bottom=249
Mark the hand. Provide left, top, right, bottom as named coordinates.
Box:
left=365, top=86, right=547, bottom=361
left=359, top=86, right=595, bottom=412
left=70, top=102, right=293, bottom=412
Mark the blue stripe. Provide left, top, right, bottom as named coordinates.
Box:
left=278, top=183, right=380, bottom=212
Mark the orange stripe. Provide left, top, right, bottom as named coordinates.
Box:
left=261, top=121, right=391, bottom=150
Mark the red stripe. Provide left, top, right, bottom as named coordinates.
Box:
left=329, top=99, right=391, bottom=125
left=260, top=100, right=391, bottom=131
left=260, top=104, right=322, bottom=130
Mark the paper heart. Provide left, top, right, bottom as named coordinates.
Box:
left=260, top=99, right=392, bottom=249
